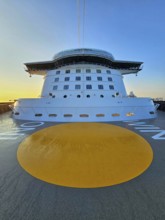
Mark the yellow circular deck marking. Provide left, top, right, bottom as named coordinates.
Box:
left=17, top=123, right=153, bottom=188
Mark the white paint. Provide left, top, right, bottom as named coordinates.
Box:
left=12, top=49, right=156, bottom=123
left=127, top=121, right=165, bottom=140
left=0, top=121, right=44, bottom=141
left=129, top=122, right=148, bottom=126
left=0, top=137, right=17, bottom=140
left=20, top=122, right=44, bottom=128
left=135, top=127, right=160, bottom=129
left=140, top=130, right=165, bottom=133
left=152, top=131, right=165, bottom=140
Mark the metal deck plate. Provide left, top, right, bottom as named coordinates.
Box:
left=0, top=111, right=165, bottom=220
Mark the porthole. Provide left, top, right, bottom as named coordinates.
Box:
left=56, top=70, right=60, bottom=74
left=86, top=95, right=90, bottom=98
left=63, top=95, right=67, bottom=98
left=96, top=114, right=105, bottom=117
left=15, top=112, right=20, bottom=115
left=100, top=95, right=104, bottom=98
left=49, top=114, right=57, bottom=117
left=126, top=112, right=135, bottom=116
left=112, top=113, right=120, bottom=117
left=80, top=114, right=89, bottom=117
left=64, top=114, right=72, bottom=117
left=35, top=114, right=42, bottom=117
left=106, top=70, right=111, bottom=74
left=149, top=111, right=155, bottom=114
left=77, top=95, right=81, bottom=98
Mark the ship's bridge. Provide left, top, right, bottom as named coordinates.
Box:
left=24, top=48, right=143, bottom=76
left=53, top=48, right=115, bottom=61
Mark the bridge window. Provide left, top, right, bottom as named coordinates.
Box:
left=75, top=85, right=81, bottom=90
left=76, top=76, right=81, bottom=81
left=86, top=85, right=92, bottom=89
left=64, top=114, right=72, bottom=117
left=53, top=85, right=58, bottom=90
left=35, top=114, right=42, bottom=117
left=112, top=113, right=120, bottom=117
left=96, top=69, right=101, bottom=73
left=86, top=69, right=91, bottom=73
left=97, top=77, right=102, bottom=81
left=64, top=85, right=69, bottom=90
left=65, top=69, right=70, bottom=73
left=65, top=77, right=70, bottom=81
left=98, top=85, right=104, bottom=89
left=109, top=85, right=114, bottom=90
left=108, top=77, right=112, bottom=81
left=80, top=114, right=89, bottom=117
left=86, top=76, right=91, bottom=81
left=126, top=112, right=135, bottom=116
left=96, top=114, right=105, bottom=117
left=56, top=70, right=60, bottom=74
left=76, top=69, right=81, bottom=73
left=49, top=114, right=57, bottom=117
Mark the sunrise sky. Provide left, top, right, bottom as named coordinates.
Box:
left=0, top=0, right=165, bottom=102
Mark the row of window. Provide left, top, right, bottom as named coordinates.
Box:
left=53, top=85, right=114, bottom=90
left=56, top=69, right=111, bottom=74
left=50, top=94, right=112, bottom=98
left=54, top=76, right=113, bottom=82
left=14, top=111, right=155, bottom=117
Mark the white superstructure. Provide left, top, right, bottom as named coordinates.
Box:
left=13, top=48, right=156, bottom=122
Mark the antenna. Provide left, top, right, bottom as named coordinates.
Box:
left=82, top=0, right=86, bottom=48
left=77, top=0, right=86, bottom=48
left=77, top=0, right=81, bottom=47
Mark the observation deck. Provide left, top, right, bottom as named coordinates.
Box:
left=25, top=48, right=143, bottom=76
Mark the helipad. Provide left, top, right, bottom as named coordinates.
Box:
left=17, top=123, right=153, bottom=188
left=1, top=111, right=165, bottom=220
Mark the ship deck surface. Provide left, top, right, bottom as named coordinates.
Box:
left=0, top=111, right=165, bottom=220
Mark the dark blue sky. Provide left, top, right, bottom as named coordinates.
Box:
left=0, top=0, right=165, bottom=101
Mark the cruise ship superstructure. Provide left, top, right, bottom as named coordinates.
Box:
left=13, top=48, right=156, bottom=122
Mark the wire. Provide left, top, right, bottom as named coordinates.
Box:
left=82, top=0, right=85, bottom=48
left=77, top=0, right=81, bottom=47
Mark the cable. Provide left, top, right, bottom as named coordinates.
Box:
left=82, top=0, right=85, bottom=48
left=77, top=0, right=81, bottom=47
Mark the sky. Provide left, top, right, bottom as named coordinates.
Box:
left=0, top=0, right=165, bottom=102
